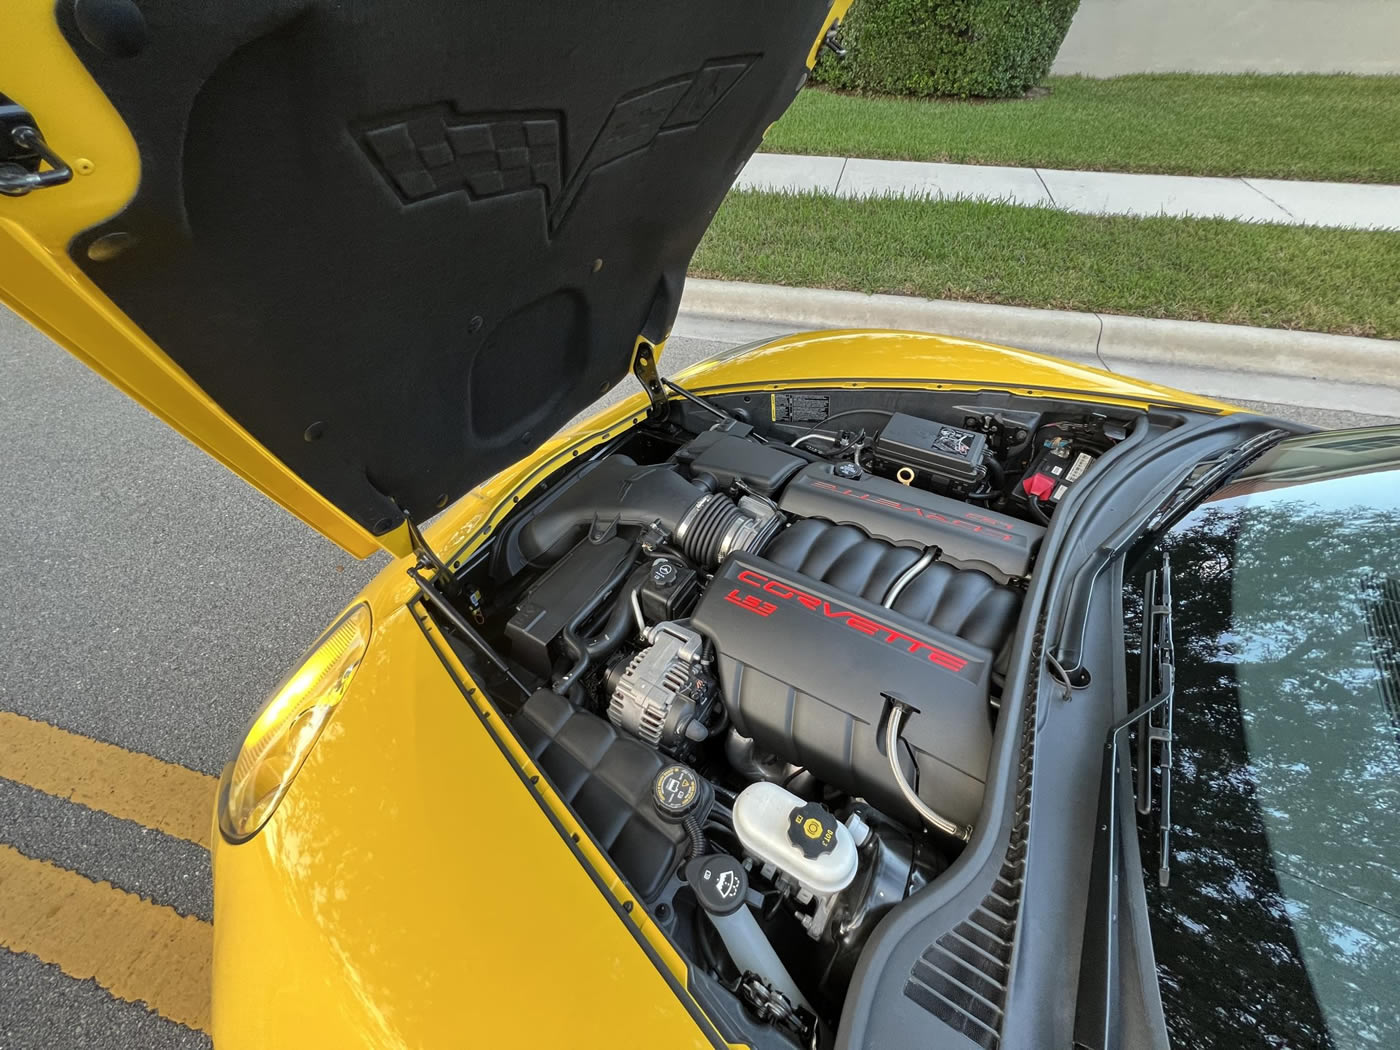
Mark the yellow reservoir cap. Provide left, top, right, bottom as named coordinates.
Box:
left=219, top=603, right=372, bottom=842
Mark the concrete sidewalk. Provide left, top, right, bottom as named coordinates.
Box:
left=734, top=153, right=1400, bottom=231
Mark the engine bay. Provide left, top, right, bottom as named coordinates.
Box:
left=438, top=388, right=1131, bottom=1046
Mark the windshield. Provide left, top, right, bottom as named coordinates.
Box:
left=1124, top=427, right=1400, bottom=1049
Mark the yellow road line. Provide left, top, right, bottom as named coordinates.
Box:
left=0, top=844, right=212, bottom=1032
left=0, top=711, right=217, bottom=849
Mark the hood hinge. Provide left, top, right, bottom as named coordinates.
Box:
left=402, top=512, right=461, bottom=596
left=0, top=95, right=73, bottom=197
left=632, top=341, right=670, bottom=420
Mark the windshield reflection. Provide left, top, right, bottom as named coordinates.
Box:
left=1127, top=429, right=1400, bottom=1050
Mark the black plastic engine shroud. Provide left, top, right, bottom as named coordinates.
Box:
left=691, top=554, right=997, bottom=828
left=778, top=462, right=1045, bottom=581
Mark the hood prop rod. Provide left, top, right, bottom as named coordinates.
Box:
left=664, top=377, right=770, bottom=443
left=633, top=340, right=765, bottom=438
left=408, top=565, right=529, bottom=697
left=401, top=510, right=458, bottom=591
left=400, top=509, right=529, bottom=696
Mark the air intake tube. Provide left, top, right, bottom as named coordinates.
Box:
left=514, top=456, right=782, bottom=569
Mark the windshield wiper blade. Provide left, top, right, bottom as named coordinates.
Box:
left=1136, top=552, right=1175, bottom=887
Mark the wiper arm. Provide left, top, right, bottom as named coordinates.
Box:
left=1142, top=429, right=1285, bottom=539
left=1074, top=550, right=1176, bottom=1048
left=1135, top=552, right=1175, bottom=887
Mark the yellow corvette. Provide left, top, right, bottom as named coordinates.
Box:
left=8, top=2, right=1400, bottom=1049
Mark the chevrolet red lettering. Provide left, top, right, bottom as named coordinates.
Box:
left=810, top=480, right=1017, bottom=542
left=733, top=568, right=970, bottom=673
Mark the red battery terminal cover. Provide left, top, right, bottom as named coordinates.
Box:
left=1021, top=473, right=1057, bottom=501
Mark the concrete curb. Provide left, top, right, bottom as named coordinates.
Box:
left=679, top=279, right=1400, bottom=391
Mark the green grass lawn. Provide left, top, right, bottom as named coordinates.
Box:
left=762, top=75, right=1400, bottom=183
left=691, top=191, right=1400, bottom=338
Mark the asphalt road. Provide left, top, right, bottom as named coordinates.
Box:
left=1, top=303, right=1397, bottom=1048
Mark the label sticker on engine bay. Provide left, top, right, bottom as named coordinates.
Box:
left=771, top=392, right=830, bottom=424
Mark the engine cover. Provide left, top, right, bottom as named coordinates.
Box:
left=691, top=554, right=999, bottom=828
left=778, top=462, right=1045, bottom=581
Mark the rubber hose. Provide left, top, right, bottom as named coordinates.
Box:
left=585, top=564, right=650, bottom=659
left=694, top=907, right=725, bottom=978
left=683, top=814, right=708, bottom=859
left=1027, top=496, right=1051, bottom=525
left=552, top=549, right=641, bottom=694
left=680, top=493, right=746, bottom=566
left=784, top=444, right=826, bottom=464
left=553, top=626, right=590, bottom=695
left=964, top=457, right=1004, bottom=502
left=983, top=457, right=1005, bottom=488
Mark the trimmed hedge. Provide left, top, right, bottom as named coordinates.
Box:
left=813, top=0, right=1082, bottom=99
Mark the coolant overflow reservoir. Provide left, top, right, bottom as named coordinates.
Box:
left=732, top=781, right=858, bottom=898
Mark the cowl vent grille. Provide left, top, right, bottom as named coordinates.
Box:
left=901, top=621, right=1042, bottom=1049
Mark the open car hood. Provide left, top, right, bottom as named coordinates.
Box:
left=0, top=0, right=841, bottom=556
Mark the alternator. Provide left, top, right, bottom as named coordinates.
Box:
left=607, top=622, right=716, bottom=756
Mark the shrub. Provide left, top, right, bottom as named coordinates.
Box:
left=813, top=0, right=1082, bottom=99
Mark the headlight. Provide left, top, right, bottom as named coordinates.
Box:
left=218, top=603, right=372, bottom=843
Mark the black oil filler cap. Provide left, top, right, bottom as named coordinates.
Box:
left=685, top=853, right=748, bottom=916
left=787, top=801, right=839, bottom=859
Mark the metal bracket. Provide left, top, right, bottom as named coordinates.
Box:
left=821, top=23, right=847, bottom=59
left=632, top=341, right=669, bottom=420
left=400, top=511, right=463, bottom=597
left=0, top=99, right=73, bottom=197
